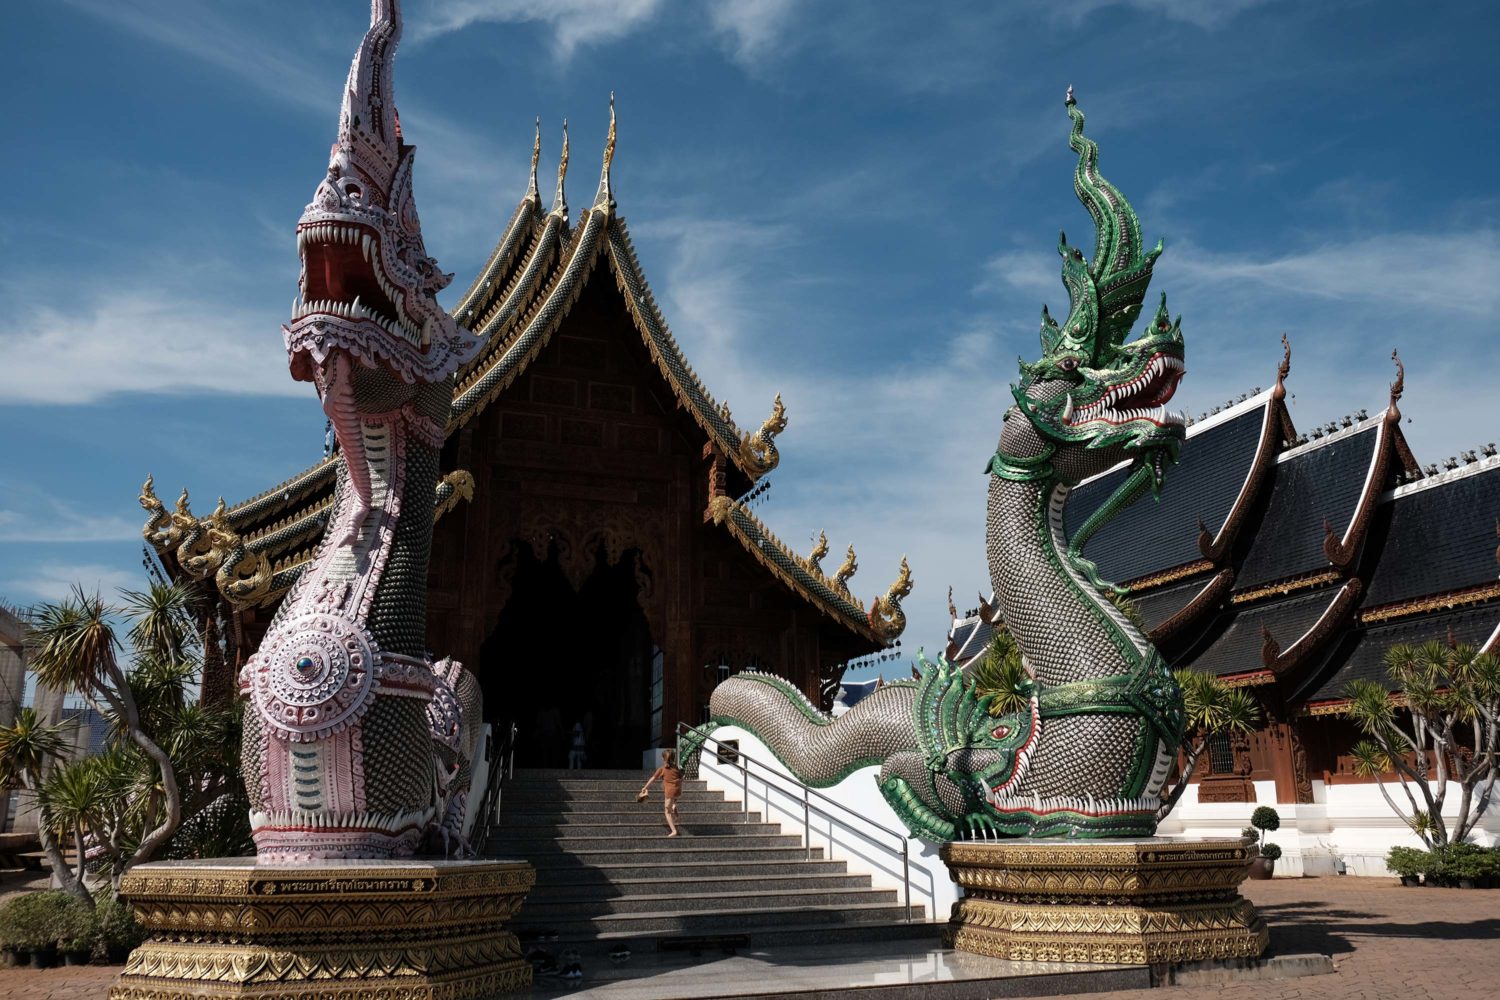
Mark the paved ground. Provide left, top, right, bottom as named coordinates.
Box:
left=0, top=876, right=1494, bottom=998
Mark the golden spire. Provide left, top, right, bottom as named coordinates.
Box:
left=527, top=116, right=542, bottom=203
left=832, top=544, right=858, bottom=596
left=551, top=119, right=570, bottom=218
left=595, top=91, right=616, bottom=209
left=807, top=530, right=830, bottom=576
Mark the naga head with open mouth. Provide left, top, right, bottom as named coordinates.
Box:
left=284, top=0, right=480, bottom=541
left=1004, top=89, right=1186, bottom=493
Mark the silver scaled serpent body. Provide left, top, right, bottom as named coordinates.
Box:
left=237, top=1, right=485, bottom=860
left=682, top=91, right=1188, bottom=841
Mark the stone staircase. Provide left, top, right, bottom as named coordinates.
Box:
left=485, top=768, right=927, bottom=946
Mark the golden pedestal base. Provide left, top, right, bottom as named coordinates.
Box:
left=109, top=858, right=535, bottom=1000
left=941, top=838, right=1268, bottom=965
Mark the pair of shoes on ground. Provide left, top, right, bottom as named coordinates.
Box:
left=608, top=943, right=631, bottom=963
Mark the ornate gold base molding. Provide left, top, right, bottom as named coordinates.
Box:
left=109, top=858, right=535, bottom=1000
left=941, top=838, right=1268, bottom=965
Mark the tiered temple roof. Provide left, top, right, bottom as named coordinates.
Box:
left=143, top=114, right=905, bottom=654
left=947, top=339, right=1498, bottom=715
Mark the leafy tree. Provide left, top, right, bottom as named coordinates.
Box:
left=1156, top=669, right=1262, bottom=821
left=0, top=708, right=90, bottom=904
left=1345, top=639, right=1500, bottom=848
left=24, top=583, right=245, bottom=897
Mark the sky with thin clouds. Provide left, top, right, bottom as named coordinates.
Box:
left=2, top=1, right=1498, bottom=680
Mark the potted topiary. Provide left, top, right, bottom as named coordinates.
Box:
left=1247, top=806, right=1282, bottom=879
left=1386, top=846, right=1429, bottom=886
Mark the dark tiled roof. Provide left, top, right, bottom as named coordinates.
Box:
left=1235, top=423, right=1380, bottom=589
left=1303, top=605, right=1500, bottom=702
left=948, top=619, right=980, bottom=655
left=954, top=619, right=997, bottom=663
left=1361, top=460, right=1500, bottom=609
left=1064, top=401, right=1267, bottom=584
left=1191, top=590, right=1338, bottom=678
left=1131, top=577, right=1212, bottom=633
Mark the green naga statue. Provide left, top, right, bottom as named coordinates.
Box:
left=682, top=90, right=1187, bottom=841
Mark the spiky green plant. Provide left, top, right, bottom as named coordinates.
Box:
left=970, top=629, right=1032, bottom=717
left=1340, top=640, right=1500, bottom=848
left=1155, top=669, right=1261, bottom=821
left=0, top=708, right=90, bottom=904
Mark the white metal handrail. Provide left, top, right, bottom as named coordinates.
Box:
left=678, top=723, right=914, bottom=921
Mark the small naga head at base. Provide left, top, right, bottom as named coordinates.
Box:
left=994, top=89, right=1186, bottom=493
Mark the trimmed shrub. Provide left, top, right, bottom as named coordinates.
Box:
left=1250, top=806, right=1281, bottom=833
left=1259, top=842, right=1283, bottom=862
left=1386, top=846, right=1428, bottom=879
left=95, top=895, right=146, bottom=960
left=0, top=891, right=92, bottom=951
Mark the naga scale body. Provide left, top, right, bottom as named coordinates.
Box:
left=683, top=92, right=1187, bottom=841
left=238, top=0, right=485, bottom=860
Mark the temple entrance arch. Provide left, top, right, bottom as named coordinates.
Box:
left=479, top=537, right=655, bottom=769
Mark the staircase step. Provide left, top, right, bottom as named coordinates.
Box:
left=511, top=768, right=655, bottom=780
left=501, top=803, right=749, bottom=822
left=487, top=844, right=824, bottom=864
left=514, top=900, right=920, bottom=939
left=505, top=777, right=709, bottom=793
left=494, top=821, right=783, bottom=840
left=490, top=833, right=803, bottom=852
left=524, top=872, right=871, bottom=898
left=524, top=858, right=853, bottom=883
left=523, top=886, right=896, bottom=917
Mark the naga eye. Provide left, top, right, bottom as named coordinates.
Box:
left=1059, top=358, right=1077, bottom=372
left=991, top=725, right=1011, bottom=739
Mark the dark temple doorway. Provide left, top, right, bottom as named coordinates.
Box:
left=479, top=541, right=654, bottom=769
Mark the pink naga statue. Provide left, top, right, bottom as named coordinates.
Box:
left=238, top=0, right=485, bottom=860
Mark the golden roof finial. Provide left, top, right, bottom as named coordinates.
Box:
left=832, top=544, right=858, bottom=596
left=527, top=116, right=542, bottom=202
left=868, top=556, right=913, bottom=642
left=807, top=529, right=830, bottom=576
left=596, top=91, right=616, bottom=209
left=740, top=394, right=788, bottom=477
left=551, top=119, right=570, bottom=218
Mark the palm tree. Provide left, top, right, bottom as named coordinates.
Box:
left=970, top=629, right=1033, bottom=716
left=27, top=587, right=183, bottom=892
left=1156, top=669, right=1261, bottom=821
left=1345, top=639, right=1500, bottom=848
left=0, top=707, right=91, bottom=903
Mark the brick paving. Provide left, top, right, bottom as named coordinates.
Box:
left=0, top=876, right=1494, bottom=998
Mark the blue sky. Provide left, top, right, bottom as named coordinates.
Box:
left=2, top=0, right=1497, bottom=680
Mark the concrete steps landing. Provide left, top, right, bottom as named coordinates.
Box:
left=484, top=767, right=928, bottom=946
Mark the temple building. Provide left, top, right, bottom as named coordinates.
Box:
left=945, top=339, right=1500, bottom=872
left=141, top=121, right=910, bottom=768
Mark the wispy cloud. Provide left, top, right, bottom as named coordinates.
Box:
left=0, top=483, right=142, bottom=543
left=0, top=275, right=298, bottom=405
left=1171, top=230, right=1500, bottom=315
left=0, top=561, right=139, bottom=606
left=708, top=0, right=801, bottom=65
left=409, top=0, right=665, bottom=59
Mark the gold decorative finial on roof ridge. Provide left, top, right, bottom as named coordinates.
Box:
left=552, top=119, right=570, bottom=218
left=868, top=556, right=913, bottom=643
left=832, top=544, right=858, bottom=596
left=527, top=117, right=542, bottom=202
left=596, top=91, right=616, bottom=209
left=807, top=530, right=830, bottom=576
left=740, top=393, right=788, bottom=477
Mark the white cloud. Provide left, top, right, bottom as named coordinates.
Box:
left=977, top=249, right=1057, bottom=298
left=409, top=0, right=665, bottom=59
left=1170, top=230, right=1500, bottom=315
left=0, top=561, right=139, bottom=607
left=709, top=0, right=801, bottom=64
left=0, top=483, right=142, bottom=544
left=0, top=280, right=299, bottom=405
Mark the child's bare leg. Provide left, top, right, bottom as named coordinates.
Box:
left=664, top=797, right=679, bottom=836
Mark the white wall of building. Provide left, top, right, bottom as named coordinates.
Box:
left=1159, top=778, right=1500, bottom=877
left=694, top=724, right=958, bottom=922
